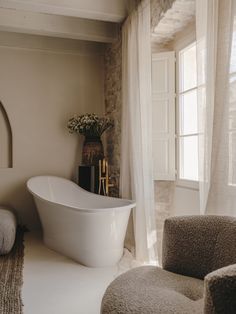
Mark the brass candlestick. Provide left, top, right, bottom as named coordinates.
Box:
left=98, top=158, right=114, bottom=196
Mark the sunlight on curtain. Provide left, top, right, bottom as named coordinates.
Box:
left=120, top=0, right=158, bottom=263
left=228, top=17, right=236, bottom=186
left=196, top=0, right=218, bottom=214
left=197, top=0, right=236, bottom=215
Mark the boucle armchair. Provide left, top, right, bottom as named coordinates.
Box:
left=101, top=215, right=236, bottom=314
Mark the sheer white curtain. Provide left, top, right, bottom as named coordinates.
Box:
left=196, top=0, right=218, bottom=214
left=120, top=0, right=157, bottom=263
left=196, top=0, right=236, bottom=215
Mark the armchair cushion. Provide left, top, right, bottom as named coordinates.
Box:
left=162, top=216, right=236, bottom=279
left=101, top=266, right=204, bottom=314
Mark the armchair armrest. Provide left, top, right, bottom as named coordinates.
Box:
left=204, top=264, right=236, bottom=314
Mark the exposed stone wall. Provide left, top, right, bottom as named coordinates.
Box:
left=151, top=0, right=175, bottom=31
left=104, top=30, right=122, bottom=197
left=152, top=0, right=195, bottom=44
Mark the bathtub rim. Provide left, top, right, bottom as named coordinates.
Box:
left=27, top=175, right=136, bottom=214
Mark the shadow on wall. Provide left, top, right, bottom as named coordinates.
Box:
left=0, top=178, right=41, bottom=230
left=0, top=101, right=13, bottom=168
left=0, top=102, right=40, bottom=229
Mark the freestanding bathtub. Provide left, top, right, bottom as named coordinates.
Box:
left=27, top=176, right=135, bottom=267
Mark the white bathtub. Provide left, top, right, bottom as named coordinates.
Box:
left=27, top=176, right=135, bottom=267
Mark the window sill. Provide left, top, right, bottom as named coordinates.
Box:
left=176, top=179, right=199, bottom=190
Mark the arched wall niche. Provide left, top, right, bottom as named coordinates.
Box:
left=0, top=101, right=13, bottom=168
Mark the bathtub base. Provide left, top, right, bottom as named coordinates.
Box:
left=45, top=238, right=124, bottom=267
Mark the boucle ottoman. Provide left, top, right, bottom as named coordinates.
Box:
left=0, top=207, right=17, bottom=255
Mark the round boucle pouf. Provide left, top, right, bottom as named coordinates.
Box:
left=0, top=207, right=17, bottom=255
left=101, top=266, right=204, bottom=314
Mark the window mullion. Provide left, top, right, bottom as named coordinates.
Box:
left=179, top=86, right=198, bottom=95
left=178, top=133, right=199, bottom=138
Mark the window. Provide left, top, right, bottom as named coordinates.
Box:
left=177, top=42, right=199, bottom=186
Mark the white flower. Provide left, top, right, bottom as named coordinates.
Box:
left=67, top=113, right=114, bottom=137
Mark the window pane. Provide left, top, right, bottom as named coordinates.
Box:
left=179, top=89, right=198, bottom=135
left=198, top=86, right=206, bottom=134
left=229, top=131, right=236, bottom=186
left=230, top=17, right=236, bottom=74
left=229, top=75, right=236, bottom=127
left=197, top=45, right=206, bottom=85
left=180, top=44, right=197, bottom=91
left=179, top=135, right=199, bottom=181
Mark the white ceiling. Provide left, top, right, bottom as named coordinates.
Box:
left=0, top=0, right=196, bottom=45
left=0, top=7, right=118, bottom=43
left=152, top=0, right=195, bottom=44
left=0, top=0, right=132, bottom=43
left=0, top=0, right=130, bottom=22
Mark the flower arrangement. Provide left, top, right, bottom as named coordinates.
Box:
left=67, top=113, right=114, bottom=138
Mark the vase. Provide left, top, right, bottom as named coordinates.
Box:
left=82, top=136, right=104, bottom=166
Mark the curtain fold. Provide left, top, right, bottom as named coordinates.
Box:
left=120, top=0, right=158, bottom=263
left=197, top=0, right=236, bottom=215
left=196, top=0, right=218, bottom=214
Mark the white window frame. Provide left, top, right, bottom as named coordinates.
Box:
left=176, top=41, right=199, bottom=190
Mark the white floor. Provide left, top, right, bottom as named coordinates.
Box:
left=22, top=233, right=139, bottom=314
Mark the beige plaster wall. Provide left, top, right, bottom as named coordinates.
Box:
left=0, top=32, right=105, bottom=230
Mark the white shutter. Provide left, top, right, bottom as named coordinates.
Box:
left=152, top=51, right=175, bottom=180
